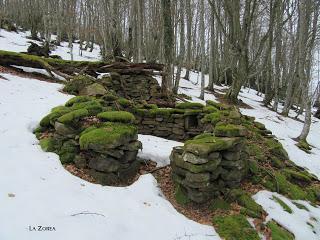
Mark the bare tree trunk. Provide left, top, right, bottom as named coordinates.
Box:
left=184, top=0, right=192, bottom=80
left=199, top=0, right=205, bottom=100
left=161, top=0, right=174, bottom=95
left=173, top=0, right=185, bottom=94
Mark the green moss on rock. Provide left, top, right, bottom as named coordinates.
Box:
left=63, top=74, right=95, bottom=94
left=214, top=124, right=247, bottom=137
left=117, top=98, right=132, bottom=107
left=202, top=112, right=223, bottom=125
left=97, top=111, right=135, bottom=123
left=212, top=214, right=260, bottom=240
left=57, top=108, right=89, bottom=124
left=79, top=122, right=137, bottom=152
left=203, top=106, right=218, bottom=113
left=266, top=139, right=289, bottom=160
left=71, top=100, right=103, bottom=115
left=184, top=136, right=241, bottom=156
left=174, top=185, right=190, bottom=205
left=175, top=102, right=204, bottom=109
left=65, top=96, right=94, bottom=107
left=40, top=108, right=72, bottom=127
left=39, top=137, right=56, bottom=152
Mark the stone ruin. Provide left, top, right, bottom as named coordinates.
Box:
left=101, top=72, right=162, bottom=101
left=37, top=70, right=254, bottom=203
left=134, top=103, right=208, bottom=141
left=170, top=125, right=248, bottom=203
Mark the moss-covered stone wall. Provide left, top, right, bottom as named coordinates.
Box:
left=35, top=95, right=142, bottom=185
left=170, top=128, right=248, bottom=203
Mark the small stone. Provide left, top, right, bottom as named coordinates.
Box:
left=183, top=179, right=210, bottom=188
left=186, top=187, right=211, bottom=203
left=171, top=151, right=221, bottom=173
left=74, top=155, right=87, bottom=168
left=210, top=167, right=223, bottom=180
left=208, top=152, right=221, bottom=160
left=172, top=165, right=188, bottom=177
left=105, top=149, right=124, bottom=159
left=223, top=151, right=241, bottom=161
left=220, top=160, right=246, bottom=169
left=88, top=156, right=120, bottom=173
left=221, top=169, right=244, bottom=181
left=54, top=121, right=77, bottom=136
left=185, top=172, right=210, bottom=183
left=121, top=150, right=138, bottom=163
left=182, top=152, right=208, bottom=164
left=89, top=170, right=118, bottom=185
left=79, top=83, right=107, bottom=96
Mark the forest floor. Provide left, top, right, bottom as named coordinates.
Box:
left=1, top=28, right=320, bottom=240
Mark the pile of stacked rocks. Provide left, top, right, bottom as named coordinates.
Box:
left=100, top=73, right=162, bottom=101
left=77, top=123, right=142, bottom=185
left=170, top=124, right=248, bottom=203
left=37, top=95, right=142, bottom=186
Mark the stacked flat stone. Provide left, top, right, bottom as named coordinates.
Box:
left=77, top=126, right=142, bottom=185
left=170, top=125, right=248, bottom=203
left=136, top=112, right=206, bottom=141
left=100, top=73, right=161, bottom=101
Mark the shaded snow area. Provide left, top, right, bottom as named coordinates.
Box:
left=254, top=191, right=320, bottom=240
left=0, top=73, right=218, bottom=240
left=138, top=135, right=184, bottom=167
left=0, top=29, right=101, bottom=61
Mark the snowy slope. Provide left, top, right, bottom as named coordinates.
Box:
left=0, top=29, right=101, bottom=61
left=0, top=73, right=218, bottom=240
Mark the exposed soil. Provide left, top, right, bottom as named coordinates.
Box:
left=0, top=65, right=58, bottom=83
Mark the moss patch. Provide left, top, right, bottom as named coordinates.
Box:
left=210, top=198, right=231, bottom=211
left=117, top=98, right=132, bottom=107
left=174, top=185, right=190, bottom=205
left=79, top=122, right=137, bottom=151
left=39, top=137, right=56, bottom=152
left=272, top=195, right=293, bottom=213
left=212, top=214, right=260, bottom=240
left=175, top=102, right=204, bottom=109
left=57, top=109, right=89, bottom=124
left=65, top=96, right=94, bottom=107
left=267, top=220, right=294, bottom=240
left=238, top=193, right=264, bottom=218
left=214, top=123, right=247, bottom=137
left=97, top=111, right=135, bottom=123
left=184, top=136, right=241, bottom=156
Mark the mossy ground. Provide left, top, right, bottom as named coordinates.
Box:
left=97, top=111, right=135, bottom=123
left=272, top=195, right=293, bottom=213
left=267, top=221, right=294, bottom=240
left=212, top=214, right=260, bottom=240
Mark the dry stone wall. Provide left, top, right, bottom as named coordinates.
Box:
left=135, top=111, right=208, bottom=141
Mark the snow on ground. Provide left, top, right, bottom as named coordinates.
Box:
left=254, top=190, right=320, bottom=240
left=138, top=135, right=184, bottom=167
left=0, top=73, right=218, bottom=240
left=0, top=29, right=100, bottom=61
left=155, top=68, right=219, bottom=104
